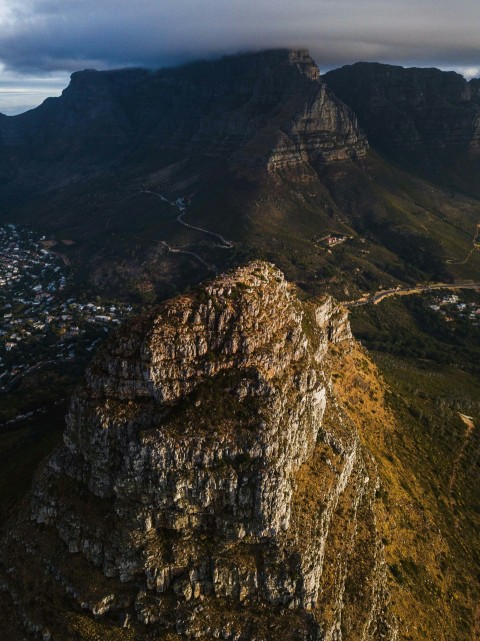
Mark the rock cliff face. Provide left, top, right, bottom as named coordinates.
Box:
left=325, top=62, right=480, bottom=159
left=0, top=49, right=366, bottom=195
left=0, top=262, right=395, bottom=641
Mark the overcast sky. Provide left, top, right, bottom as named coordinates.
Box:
left=1, top=0, right=479, bottom=115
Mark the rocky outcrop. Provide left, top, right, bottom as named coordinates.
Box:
left=325, top=62, right=480, bottom=159
left=0, top=262, right=395, bottom=641
left=0, top=49, right=367, bottom=195
left=264, top=79, right=367, bottom=171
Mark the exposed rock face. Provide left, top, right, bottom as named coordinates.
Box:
left=325, top=62, right=480, bottom=159
left=0, top=49, right=366, bottom=196
left=0, top=262, right=395, bottom=641
left=264, top=79, right=367, bottom=171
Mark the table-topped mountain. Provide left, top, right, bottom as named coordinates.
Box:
left=0, top=49, right=366, bottom=195
left=0, top=262, right=395, bottom=640
left=0, top=49, right=479, bottom=305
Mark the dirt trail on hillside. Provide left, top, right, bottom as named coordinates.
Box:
left=448, top=413, right=476, bottom=527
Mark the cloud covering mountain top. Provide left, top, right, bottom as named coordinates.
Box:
left=0, top=0, right=479, bottom=114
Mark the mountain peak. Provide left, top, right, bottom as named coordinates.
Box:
left=0, top=261, right=396, bottom=640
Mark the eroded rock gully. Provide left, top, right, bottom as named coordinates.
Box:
left=0, top=261, right=396, bottom=641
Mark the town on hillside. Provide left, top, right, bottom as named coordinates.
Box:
left=428, top=293, right=480, bottom=325
left=0, top=224, right=134, bottom=393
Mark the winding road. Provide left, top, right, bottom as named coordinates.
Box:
left=139, top=189, right=234, bottom=275
left=141, top=189, right=234, bottom=249
left=446, top=222, right=480, bottom=265
left=345, top=281, right=480, bottom=308
left=176, top=207, right=234, bottom=250
left=155, top=240, right=216, bottom=274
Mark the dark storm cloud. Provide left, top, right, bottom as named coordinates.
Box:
left=1, top=0, right=479, bottom=72
left=0, top=0, right=479, bottom=113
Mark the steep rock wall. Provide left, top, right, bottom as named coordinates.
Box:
left=0, top=262, right=395, bottom=641
left=325, top=62, right=480, bottom=158
left=0, top=49, right=367, bottom=194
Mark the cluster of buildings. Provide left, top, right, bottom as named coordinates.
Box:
left=0, top=224, right=132, bottom=390
left=314, top=233, right=349, bottom=249
left=325, top=235, right=348, bottom=247
left=428, top=293, right=480, bottom=324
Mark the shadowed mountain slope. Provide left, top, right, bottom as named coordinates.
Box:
left=0, top=49, right=366, bottom=197
left=1, top=50, right=479, bottom=303
left=324, top=62, right=480, bottom=192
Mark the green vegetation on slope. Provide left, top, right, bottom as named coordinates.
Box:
left=329, top=294, right=480, bottom=640
left=332, top=342, right=480, bottom=641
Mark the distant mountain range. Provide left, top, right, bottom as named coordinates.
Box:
left=0, top=50, right=366, bottom=191
left=0, top=49, right=479, bottom=301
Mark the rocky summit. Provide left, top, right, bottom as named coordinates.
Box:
left=0, top=261, right=396, bottom=641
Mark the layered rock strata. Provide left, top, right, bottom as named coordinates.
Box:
left=0, top=262, right=395, bottom=640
